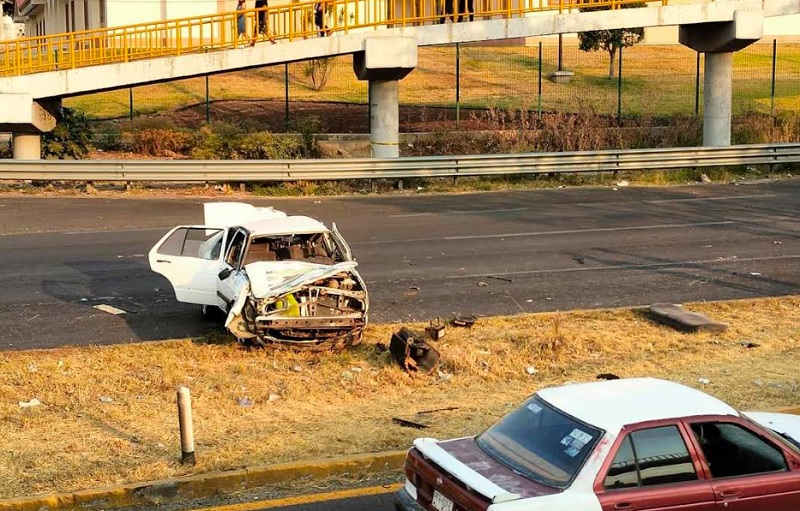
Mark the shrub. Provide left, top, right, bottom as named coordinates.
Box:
left=122, top=128, right=194, bottom=156
left=42, top=107, right=94, bottom=159
left=238, top=131, right=304, bottom=159
left=291, top=115, right=325, bottom=157
left=301, top=58, right=335, bottom=91
left=0, top=139, right=11, bottom=159
left=191, top=125, right=242, bottom=159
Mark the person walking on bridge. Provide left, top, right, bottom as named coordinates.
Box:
left=254, top=0, right=277, bottom=44
left=236, top=0, right=256, bottom=47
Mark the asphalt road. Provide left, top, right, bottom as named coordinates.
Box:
left=1, top=179, right=798, bottom=350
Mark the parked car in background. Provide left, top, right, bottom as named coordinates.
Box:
left=396, top=377, right=800, bottom=511
left=149, top=202, right=368, bottom=350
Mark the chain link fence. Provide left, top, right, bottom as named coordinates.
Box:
left=65, top=40, right=800, bottom=133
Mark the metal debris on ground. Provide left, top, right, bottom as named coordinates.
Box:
left=417, top=406, right=460, bottom=415
left=526, top=366, right=538, bottom=375
left=476, top=281, right=488, bottom=287
left=389, top=327, right=440, bottom=373
left=392, top=417, right=429, bottom=429
left=426, top=317, right=446, bottom=341
left=237, top=397, right=253, bottom=407
left=452, top=314, right=477, bottom=328
left=698, top=378, right=711, bottom=385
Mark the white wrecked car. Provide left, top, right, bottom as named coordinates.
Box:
left=149, top=202, right=368, bottom=350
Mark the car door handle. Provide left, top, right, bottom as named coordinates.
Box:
left=719, top=490, right=742, bottom=499
left=156, top=259, right=171, bottom=263
left=614, top=503, right=633, bottom=510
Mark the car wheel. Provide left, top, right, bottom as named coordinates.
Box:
left=201, top=304, right=222, bottom=321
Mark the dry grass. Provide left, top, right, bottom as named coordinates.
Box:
left=2, top=296, right=799, bottom=499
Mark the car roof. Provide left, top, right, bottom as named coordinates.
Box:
left=538, top=378, right=738, bottom=434
left=241, top=215, right=329, bottom=236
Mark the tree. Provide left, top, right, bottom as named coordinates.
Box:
left=577, top=3, right=645, bottom=79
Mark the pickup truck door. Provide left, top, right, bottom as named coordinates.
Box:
left=149, top=226, right=227, bottom=307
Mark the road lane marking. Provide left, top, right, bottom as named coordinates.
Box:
left=648, top=193, right=778, bottom=204
left=390, top=207, right=531, bottom=218
left=386, top=193, right=779, bottom=217
left=186, top=483, right=403, bottom=511
left=446, top=254, right=800, bottom=280
left=356, top=221, right=736, bottom=245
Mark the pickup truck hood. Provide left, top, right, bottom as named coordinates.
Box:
left=743, top=411, right=800, bottom=446
left=243, top=261, right=359, bottom=299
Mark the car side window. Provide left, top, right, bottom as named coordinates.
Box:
left=690, top=422, right=787, bottom=479
left=225, top=231, right=247, bottom=268
left=603, top=426, right=697, bottom=490
left=604, top=436, right=638, bottom=490
left=157, top=228, right=223, bottom=260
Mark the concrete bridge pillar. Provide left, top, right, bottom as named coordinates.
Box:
left=354, top=37, right=417, bottom=158
left=679, top=10, right=763, bottom=147
left=0, top=94, right=58, bottom=160
left=12, top=133, right=42, bottom=160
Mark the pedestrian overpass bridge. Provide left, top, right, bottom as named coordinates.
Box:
left=1, top=0, right=799, bottom=159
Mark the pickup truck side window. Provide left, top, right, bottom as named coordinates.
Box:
left=690, top=422, right=787, bottom=478
left=604, top=426, right=697, bottom=490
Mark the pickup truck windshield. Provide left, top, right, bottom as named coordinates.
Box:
left=476, top=395, right=602, bottom=488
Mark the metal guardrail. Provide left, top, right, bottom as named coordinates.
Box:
left=0, top=0, right=670, bottom=77
left=0, top=143, right=797, bottom=182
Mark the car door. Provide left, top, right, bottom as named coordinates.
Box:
left=149, top=225, right=227, bottom=306
left=330, top=222, right=353, bottom=261
left=595, top=423, right=716, bottom=511
left=216, top=228, right=249, bottom=310
left=685, top=418, right=800, bottom=511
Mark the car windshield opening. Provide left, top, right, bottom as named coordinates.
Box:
left=476, top=395, right=602, bottom=488
left=243, top=233, right=342, bottom=266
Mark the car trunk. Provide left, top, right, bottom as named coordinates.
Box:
left=404, top=438, right=562, bottom=511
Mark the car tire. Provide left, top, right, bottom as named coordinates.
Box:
left=201, top=304, right=223, bottom=321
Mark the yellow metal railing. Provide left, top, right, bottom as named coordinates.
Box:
left=0, top=0, right=669, bottom=77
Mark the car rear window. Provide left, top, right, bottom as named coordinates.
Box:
left=476, top=395, right=602, bottom=488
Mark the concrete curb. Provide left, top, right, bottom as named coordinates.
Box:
left=0, top=450, right=407, bottom=511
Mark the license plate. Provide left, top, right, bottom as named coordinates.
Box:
left=431, top=490, right=454, bottom=511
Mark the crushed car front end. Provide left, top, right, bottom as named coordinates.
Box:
left=226, top=261, right=368, bottom=350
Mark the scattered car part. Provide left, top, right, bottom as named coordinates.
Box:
left=392, top=417, right=429, bottom=429
left=426, top=317, right=446, bottom=341
left=452, top=314, right=477, bottom=328
left=389, top=327, right=440, bottom=372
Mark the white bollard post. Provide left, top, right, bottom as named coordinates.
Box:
left=177, top=386, right=196, bottom=465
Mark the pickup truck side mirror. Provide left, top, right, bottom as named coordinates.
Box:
left=218, top=268, right=232, bottom=280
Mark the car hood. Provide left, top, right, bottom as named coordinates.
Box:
left=243, top=261, right=359, bottom=299
left=743, top=411, right=800, bottom=445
